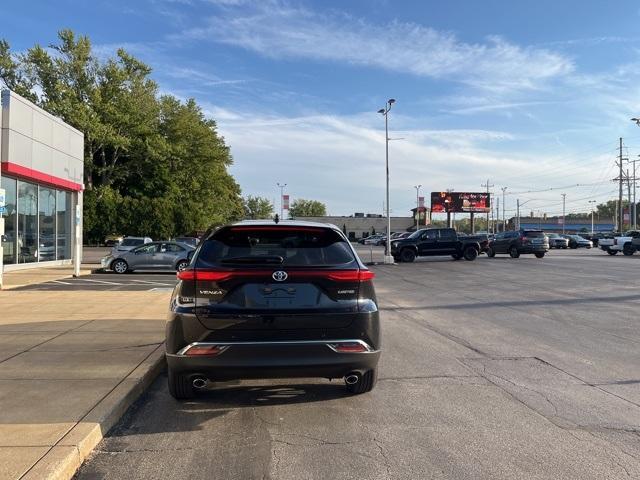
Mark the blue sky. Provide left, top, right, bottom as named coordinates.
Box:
left=5, top=0, right=640, bottom=218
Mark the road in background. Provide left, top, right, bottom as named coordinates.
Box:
left=76, top=250, right=640, bottom=479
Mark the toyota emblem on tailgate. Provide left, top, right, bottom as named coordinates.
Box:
left=272, top=271, right=288, bottom=282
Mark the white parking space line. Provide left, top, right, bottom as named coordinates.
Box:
left=128, top=279, right=176, bottom=286
left=72, top=278, right=127, bottom=285
left=49, top=280, right=74, bottom=285
left=148, top=287, right=175, bottom=292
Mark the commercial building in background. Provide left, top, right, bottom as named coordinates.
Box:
left=509, top=216, right=615, bottom=233
left=298, top=209, right=430, bottom=241
left=0, top=89, right=84, bottom=279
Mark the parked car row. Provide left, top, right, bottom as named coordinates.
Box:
left=386, top=228, right=598, bottom=262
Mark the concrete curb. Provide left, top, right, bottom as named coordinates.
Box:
left=0, top=269, right=94, bottom=291
left=20, top=345, right=166, bottom=480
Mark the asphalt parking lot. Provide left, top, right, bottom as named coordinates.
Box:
left=75, top=247, right=640, bottom=479
left=14, top=272, right=178, bottom=291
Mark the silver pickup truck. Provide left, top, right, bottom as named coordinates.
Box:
left=599, top=230, right=640, bottom=255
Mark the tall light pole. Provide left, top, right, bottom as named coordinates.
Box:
left=516, top=199, right=533, bottom=231
left=414, top=184, right=422, bottom=230
left=589, top=200, right=596, bottom=234
left=500, top=187, right=507, bottom=230
left=481, top=179, right=493, bottom=233
left=561, top=193, right=566, bottom=234
left=378, top=98, right=396, bottom=264
left=276, top=182, right=287, bottom=219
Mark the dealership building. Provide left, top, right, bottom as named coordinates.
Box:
left=0, top=89, right=84, bottom=281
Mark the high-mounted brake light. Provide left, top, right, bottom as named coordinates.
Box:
left=229, top=226, right=326, bottom=233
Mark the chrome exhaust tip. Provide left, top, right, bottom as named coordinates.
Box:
left=345, top=374, right=360, bottom=385
left=192, top=377, right=207, bottom=389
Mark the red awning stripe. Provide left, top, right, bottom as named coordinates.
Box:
left=1, top=162, right=83, bottom=192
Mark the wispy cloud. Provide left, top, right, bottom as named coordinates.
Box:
left=171, top=1, right=573, bottom=93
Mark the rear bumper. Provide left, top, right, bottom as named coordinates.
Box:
left=518, top=246, right=548, bottom=253
left=166, top=340, right=381, bottom=380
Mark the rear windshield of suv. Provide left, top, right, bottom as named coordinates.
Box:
left=523, top=231, right=545, bottom=238
left=196, top=226, right=357, bottom=267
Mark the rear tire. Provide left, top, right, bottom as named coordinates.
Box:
left=176, top=260, right=189, bottom=271
left=535, top=252, right=545, bottom=258
left=346, top=369, right=377, bottom=394
left=623, top=244, right=635, bottom=256
left=463, top=247, right=478, bottom=261
left=168, top=369, right=195, bottom=400
left=486, top=247, right=496, bottom=258
left=509, top=246, right=520, bottom=258
left=400, top=248, right=416, bottom=263
left=570, top=242, right=578, bottom=249
left=112, top=259, right=128, bottom=274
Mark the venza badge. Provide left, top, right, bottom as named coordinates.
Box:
left=272, top=271, right=288, bottom=282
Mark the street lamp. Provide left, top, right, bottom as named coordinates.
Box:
left=414, top=185, right=422, bottom=229
left=516, top=199, right=533, bottom=231
left=500, top=187, right=507, bottom=231
left=588, top=200, right=596, bottom=234
left=276, top=182, right=287, bottom=219
left=378, top=98, right=396, bottom=264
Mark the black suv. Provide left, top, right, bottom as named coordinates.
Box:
left=166, top=221, right=381, bottom=399
left=487, top=230, right=549, bottom=258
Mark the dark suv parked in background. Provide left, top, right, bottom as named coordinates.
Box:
left=166, top=221, right=381, bottom=399
left=487, top=230, right=549, bottom=258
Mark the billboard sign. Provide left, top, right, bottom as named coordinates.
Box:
left=431, top=192, right=490, bottom=213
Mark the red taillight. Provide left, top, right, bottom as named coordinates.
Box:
left=182, top=345, right=228, bottom=356
left=177, top=269, right=374, bottom=282
left=322, top=270, right=375, bottom=282
left=177, top=269, right=234, bottom=282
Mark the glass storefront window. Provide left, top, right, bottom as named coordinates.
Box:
left=17, top=181, right=38, bottom=263
left=38, top=187, right=56, bottom=262
left=1, top=176, right=17, bottom=265
left=57, top=190, right=72, bottom=260
left=1, top=177, right=76, bottom=264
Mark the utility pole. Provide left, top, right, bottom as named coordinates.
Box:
left=414, top=185, right=422, bottom=230
left=627, top=168, right=632, bottom=231
left=589, top=200, right=596, bottom=235
left=516, top=199, right=520, bottom=231
left=633, top=157, right=638, bottom=230
left=378, top=99, right=396, bottom=264
left=561, top=193, right=566, bottom=234
left=481, top=179, right=494, bottom=233
left=619, top=137, right=624, bottom=232
left=277, top=182, right=287, bottom=219
left=501, top=187, right=507, bottom=231
left=496, top=197, right=500, bottom=232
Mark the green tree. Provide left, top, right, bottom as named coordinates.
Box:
left=288, top=199, right=327, bottom=217
left=243, top=196, right=274, bottom=219
left=0, top=30, right=243, bottom=242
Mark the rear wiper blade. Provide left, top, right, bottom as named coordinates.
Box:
left=220, top=255, right=284, bottom=264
